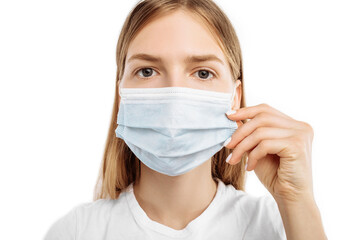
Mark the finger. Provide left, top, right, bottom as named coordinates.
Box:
left=227, top=127, right=293, bottom=165
left=225, top=113, right=298, bottom=150
left=246, top=138, right=290, bottom=171
left=236, top=119, right=244, bottom=128
left=226, top=103, right=294, bottom=121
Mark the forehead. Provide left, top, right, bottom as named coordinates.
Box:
left=126, top=10, right=226, bottom=64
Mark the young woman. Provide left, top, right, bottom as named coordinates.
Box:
left=44, top=0, right=327, bottom=239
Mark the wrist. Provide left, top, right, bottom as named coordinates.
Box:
left=274, top=192, right=315, bottom=208
left=274, top=195, right=327, bottom=240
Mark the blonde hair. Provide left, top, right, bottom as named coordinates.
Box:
left=94, top=0, right=248, bottom=200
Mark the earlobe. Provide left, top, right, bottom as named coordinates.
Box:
left=235, top=79, right=241, bottom=89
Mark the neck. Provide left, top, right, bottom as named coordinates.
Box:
left=132, top=158, right=218, bottom=230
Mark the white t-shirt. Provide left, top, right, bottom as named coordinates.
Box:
left=44, top=178, right=286, bottom=239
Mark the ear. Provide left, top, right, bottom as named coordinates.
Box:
left=231, top=79, right=242, bottom=110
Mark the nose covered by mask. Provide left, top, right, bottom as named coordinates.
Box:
left=115, top=84, right=238, bottom=176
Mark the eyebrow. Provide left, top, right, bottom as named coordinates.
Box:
left=127, top=53, right=224, bottom=65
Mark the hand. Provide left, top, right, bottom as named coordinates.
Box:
left=224, top=103, right=315, bottom=203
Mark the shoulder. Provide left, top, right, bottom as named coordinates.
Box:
left=221, top=182, right=279, bottom=216
left=75, top=198, right=118, bottom=219
left=221, top=182, right=271, bottom=211
left=43, top=198, right=118, bottom=240
left=220, top=183, right=286, bottom=239
left=43, top=203, right=79, bottom=240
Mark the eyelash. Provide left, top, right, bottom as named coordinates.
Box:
left=133, top=67, right=217, bottom=81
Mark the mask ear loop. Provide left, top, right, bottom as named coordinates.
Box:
left=119, top=85, right=123, bottom=97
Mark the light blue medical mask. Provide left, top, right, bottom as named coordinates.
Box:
left=115, top=85, right=238, bottom=176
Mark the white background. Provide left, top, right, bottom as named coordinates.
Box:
left=0, top=0, right=359, bottom=239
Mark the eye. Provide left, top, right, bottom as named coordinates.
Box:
left=193, top=69, right=215, bottom=80
left=135, top=68, right=157, bottom=78
left=134, top=67, right=216, bottom=80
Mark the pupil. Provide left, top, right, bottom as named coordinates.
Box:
left=142, top=68, right=152, bottom=77
left=199, top=70, right=209, bottom=79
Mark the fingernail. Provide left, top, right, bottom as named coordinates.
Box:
left=226, top=110, right=236, bottom=116
left=223, top=137, right=232, bottom=147
left=245, top=161, right=248, bottom=171
left=226, top=153, right=232, bottom=163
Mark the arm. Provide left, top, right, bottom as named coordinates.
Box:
left=275, top=195, right=327, bottom=240
left=224, top=104, right=327, bottom=239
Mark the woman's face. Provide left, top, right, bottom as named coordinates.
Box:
left=120, top=10, right=240, bottom=96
